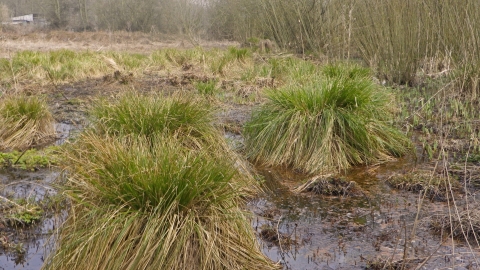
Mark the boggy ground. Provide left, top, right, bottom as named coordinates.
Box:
left=251, top=162, right=480, bottom=269
left=1, top=31, right=480, bottom=269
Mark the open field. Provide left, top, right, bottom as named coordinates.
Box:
left=1, top=29, right=480, bottom=270
left=0, top=30, right=238, bottom=58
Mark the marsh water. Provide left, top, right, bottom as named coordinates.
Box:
left=0, top=169, right=59, bottom=270
left=250, top=160, right=480, bottom=269
left=1, top=134, right=479, bottom=269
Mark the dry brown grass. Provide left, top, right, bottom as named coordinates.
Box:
left=431, top=206, right=480, bottom=241
left=0, top=94, right=55, bottom=150
left=0, top=30, right=239, bottom=59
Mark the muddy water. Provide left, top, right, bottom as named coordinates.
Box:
left=1, top=128, right=478, bottom=269
left=55, top=122, right=82, bottom=145
left=0, top=169, right=60, bottom=270
left=251, top=160, right=480, bottom=269
left=0, top=122, right=75, bottom=269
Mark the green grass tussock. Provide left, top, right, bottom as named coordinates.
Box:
left=0, top=94, right=55, bottom=150
left=44, top=134, right=277, bottom=270
left=244, top=63, right=411, bottom=174
left=90, top=91, right=222, bottom=151
left=90, top=91, right=259, bottom=195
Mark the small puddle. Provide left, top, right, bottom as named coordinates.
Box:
left=55, top=122, right=82, bottom=145
left=251, top=159, right=480, bottom=269
left=0, top=169, right=61, bottom=270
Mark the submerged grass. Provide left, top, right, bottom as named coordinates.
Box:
left=45, top=134, right=277, bottom=270
left=0, top=94, right=55, bottom=150
left=244, top=63, right=411, bottom=174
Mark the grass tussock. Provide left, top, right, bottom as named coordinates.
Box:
left=90, top=91, right=259, bottom=195
left=244, top=63, right=411, bottom=174
left=0, top=94, right=55, bottom=150
left=90, top=92, right=219, bottom=149
left=44, top=134, right=277, bottom=270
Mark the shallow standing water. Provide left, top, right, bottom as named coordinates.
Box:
left=250, top=160, right=480, bottom=269
left=0, top=169, right=60, bottom=270
left=1, top=137, right=479, bottom=269
left=0, top=122, right=74, bottom=269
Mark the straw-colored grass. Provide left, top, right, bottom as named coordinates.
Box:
left=431, top=206, right=480, bottom=241
left=387, top=171, right=460, bottom=201
left=0, top=94, right=55, bottom=150
left=244, top=63, right=411, bottom=174
left=44, top=133, right=277, bottom=270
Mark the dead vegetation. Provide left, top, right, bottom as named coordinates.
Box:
left=259, top=224, right=297, bottom=248
left=386, top=171, right=461, bottom=202
left=430, top=206, right=480, bottom=241
left=294, top=175, right=364, bottom=197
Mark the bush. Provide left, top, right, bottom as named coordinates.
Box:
left=44, top=134, right=277, bottom=270
left=0, top=94, right=55, bottom=150
left=244, top=64, right=411, bottom=174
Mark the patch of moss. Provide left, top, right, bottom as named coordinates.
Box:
left=0, top=146, right=61, bottom=170
left=4, top=198, right=44, bottom=226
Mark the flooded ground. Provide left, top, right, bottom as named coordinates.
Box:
left=2, top=157, right=479, bottom=269
left=250, top=161, right=480, bottom=269
left=0, top=34, right=479, bottom=268
left=2, top=116, right=480, bottom=269
left=0, top=169, right=60, bottom=270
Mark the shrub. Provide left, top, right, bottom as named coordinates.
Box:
left=244, top=64, right=411, bottom=174
left=0, top=94, right=55, bottom=150
left=44, top=134, right=277, bottom=270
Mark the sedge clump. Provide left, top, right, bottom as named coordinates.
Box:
left=244, top=63, right=411, bottom=174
